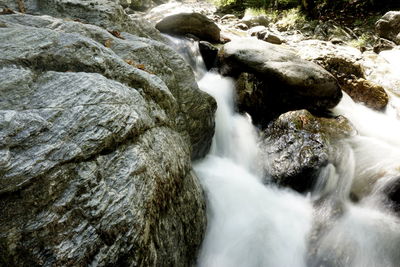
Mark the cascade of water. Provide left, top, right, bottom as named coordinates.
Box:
left=195, top=72, right=312, bottom=267
left=166, top=35, right=400, bottom=267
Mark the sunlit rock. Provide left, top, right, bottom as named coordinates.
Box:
left=376, top=11, right=400, bottom=45
left=218, top=38, right=342, bottom=126
left=156, top=12, right=221, bottom=42
left=0, top=12, right=213, bottom=266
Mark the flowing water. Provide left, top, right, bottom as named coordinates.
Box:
left=167, top=36, right=400, bottom=267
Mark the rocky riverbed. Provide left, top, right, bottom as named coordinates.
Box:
left=1, top=0, right=400, bottom=265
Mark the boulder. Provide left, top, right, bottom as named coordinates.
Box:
left=218, top=38, right=342, bottom=126
left=375, top=11, right=400, bottom=45
left=340, top=78, right=388, bottom=110
left=261, top=110, right=355, bottom=192
left=155, top=12, right=221, bottom=43
left=199, top=41, right=219, bottom=70
left=294, top=40, right=389, bottom=110
left=0, top=0, right=164, bottom=41
left=0, top=13, right=215, bottom=266
left=0, top=13, right=216, bottom=159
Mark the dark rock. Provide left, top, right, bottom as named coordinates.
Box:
left=376, top=11, right=400, bottom=45
left=156, top=12, right=221, bottom=43
left=218, top=38, right=342, bottom=126
left=383, top=177, right=400, bottom=212
left=261, top=110, right=355, bottom=192
left=0, top=12, right=214, bottom=266
left=199, top=41, right=219, bottom=70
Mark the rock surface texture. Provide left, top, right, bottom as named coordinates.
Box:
left=218, top=38, right=342, bottom=126
left=0, top=1, right=216, bottom=265
left=262, top=110, right=355, bottom=192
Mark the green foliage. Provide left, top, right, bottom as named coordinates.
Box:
left=348, top=33, right=375, bottom=49
left=212, top=0, right=299, bottom=9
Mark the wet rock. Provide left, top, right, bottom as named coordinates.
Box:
left=0, top=13, right=213, bottom=266
left=376, top=11, right=400, bottom=45
left=341, top=78, right=388, bottom=110
left=155, top=12, right=221, bottom=43
left=261, top=110, right=355, bottom=192
left=199, top=41, right=219, bottom=70
left=218, top=38, right=342, bottom=126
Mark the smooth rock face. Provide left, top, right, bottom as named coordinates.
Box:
left=376, top=11, right=400, bottom=45
left=262, top=110, right=355, bottom=192
left=155, top=12, right=221, bottom=42
left=219, top=38, right=342, bottom=126
left=0, top=12, right=213, bottom=266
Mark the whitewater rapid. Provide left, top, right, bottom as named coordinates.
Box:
left=167, top=36, right=400, bottom=267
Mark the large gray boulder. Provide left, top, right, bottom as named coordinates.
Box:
left=0, top=12, right=214, bottom=266
left=155, top=12, right=221, bottom=43
left=376, top=11, right=400, bottom=45
left=218, top=38, right=342, bottom=126
left=261, top=110, right=355, bottom=192
left=0, top=0, right=164, bottom=41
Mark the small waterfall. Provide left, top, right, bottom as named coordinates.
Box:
left=166, top=35, right=400, bottom=267
left=195, top=72, right=312, bottom=267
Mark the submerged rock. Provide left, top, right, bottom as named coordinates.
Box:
left=262, top=110, right=355, bottom=193
left=218, top=38, right=342, bottom=126
left=0, top=11, right=214, bottom=266
left=155, top=12, right=221, bottom=42
left=376, top=11, right=400, bottom=45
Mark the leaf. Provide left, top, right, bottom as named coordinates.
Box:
left=108, top=30, right=125, bottom=40
left=104, top=39, right=112, bottom=48
left=136, top=64, right=146, bottom=70
left=124, top=59, right=135, bottom=66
